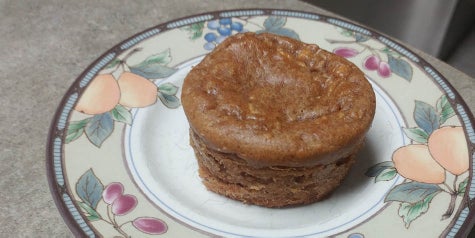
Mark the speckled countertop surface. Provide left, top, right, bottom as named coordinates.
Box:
left=1, top=0, right=474, bottom=237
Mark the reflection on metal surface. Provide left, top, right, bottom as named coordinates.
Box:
left=303, top=0, right=475, bottom=59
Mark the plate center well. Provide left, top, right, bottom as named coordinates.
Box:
left=124, top=57, right=407, bottom=237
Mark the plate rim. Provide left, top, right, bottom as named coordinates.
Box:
left=46, top=8, right=475, bottom=237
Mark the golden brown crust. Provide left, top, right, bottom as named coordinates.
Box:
left=181, top=32, right=375, bottom=167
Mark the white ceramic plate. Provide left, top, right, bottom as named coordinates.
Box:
left=47, top=9, right=475, bottom=238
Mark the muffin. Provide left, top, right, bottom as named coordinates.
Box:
left=181, top=32, right=376, bottom=207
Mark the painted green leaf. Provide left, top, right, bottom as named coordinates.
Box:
left=263, top=16, right=286, bottom=30
left=381, top=47, right=400, bottom=57
left=458, top=177, right=469, bottom=196
left=398, top=192, right=438, bottom=228
left=76, top=169, right=104, bottom=209
left=158, top=92, right=180, bottom=109
left=105, top=58, right=121, bottom=69
left=183, top=22, right=205, bottom=40
left=130, top=64, right=177, bottom=79
left=66, top=118, right=90, bottom=143
left=388, top=55, right=413, bottom=82
left=381, top=47, right=391, bottom=54
left=136, top=49, right=172, bottom=66
left=78, top=201, right=101, bottom=221
left=402, top=127, right=429, bottom=143
left=86, top=214, right=101, bottom=222
left=354, top=32, right=369, bottom=42
left=436, top=94, right=446, bottom=112
left=375, top=167, right=398, bottom=182
left=85, top=113, right=114, bottom=148
left=436, top=95, right=455, bottom=124
left=265, top=28, right=300, bottom=40
left=129, top=49, right=178, bottom=79
left=110, top=105, right=133, bottom=125
left=257, top=16, right=299, bottom=40
left=66, top=129, right=84, bottom=144
left=191, top=22, right=205, bottom=30
left=158, top=82, right=179, bottom=96
left=340, top=29, right=354, bottom=37
left=365, top=161, right=395, bottom=177
left=385, top=181, right=442, bottom=204
left=414, top=100, right=440, bottom=135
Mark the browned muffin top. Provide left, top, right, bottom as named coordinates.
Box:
left=181, top=32, right=375, bottom=167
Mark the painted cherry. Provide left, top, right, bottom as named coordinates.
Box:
left=378, top=61, right=391, bottom=77
left=364, top=55, right=380, bottom=70
left=102, top=182, right=124, bottom=205
left=96, top=181, right=168, bottom=236
left=111, top=194, right=137, bottom=216
left=333, top=47, right=359, bottom=58
left=364, top=55, right=391, bottom=78
left=133, top=217, right=168, bottom=235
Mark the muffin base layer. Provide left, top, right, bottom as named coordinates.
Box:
left=190, top=130, right=357, bottom=208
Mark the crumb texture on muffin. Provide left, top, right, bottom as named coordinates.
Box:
left=181, top=32, right=375, bottom=207
left=190, top=130, right=356, bottom=207
left=182, top=32, right=376, bottom=167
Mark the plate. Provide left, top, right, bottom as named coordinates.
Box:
left=47, top=9, right=475, bottom=238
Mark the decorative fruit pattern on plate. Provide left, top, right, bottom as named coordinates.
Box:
left=328, top=29, right=413, bottom=81
left=366, top=94, right=469, bottom=232
left=47, top=10, right=475, bottom=238
left=182, top=16, right=299, bottom=50
left=74, top=74, right=121, bottom=115
left=66, top=48, right=181, bottom=147
left=75, top=169, right=168, bottom=236
left=428, top=126, right=469, bottom=176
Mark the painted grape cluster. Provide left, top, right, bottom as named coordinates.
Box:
left=184, top=16, right=300, bottom=51
left=203, top=18, right=245, bottom=50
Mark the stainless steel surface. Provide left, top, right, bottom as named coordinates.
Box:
left=448, top=25, right=475, bottom=78
left=303, top=0, right=475, bottom=59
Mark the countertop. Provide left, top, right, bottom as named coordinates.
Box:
left=1, top=0, right=474, bottom=237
